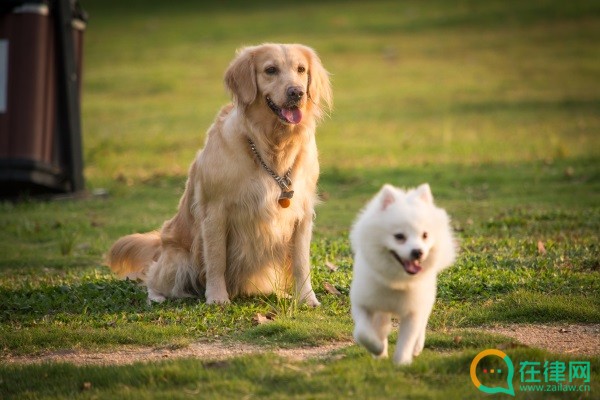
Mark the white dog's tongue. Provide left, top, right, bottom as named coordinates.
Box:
left=281, top=108, right=302, bottom=124
left=403, top=260, right=422, bottom=275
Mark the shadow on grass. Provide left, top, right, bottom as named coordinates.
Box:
left=0, top=279, right=150, bottom=324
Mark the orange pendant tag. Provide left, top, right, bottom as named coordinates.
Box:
left=278, top=191, right=294, bottom=208
left=278, top=198, right=291, bottom=208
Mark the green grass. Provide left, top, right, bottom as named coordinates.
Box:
left=1, top=0, right=599, bottom=398
left=1, top=348, right=599, bottom=399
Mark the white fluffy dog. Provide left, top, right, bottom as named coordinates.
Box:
left=350, top=183, right=457, bottom=365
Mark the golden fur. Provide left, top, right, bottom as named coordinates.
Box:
left=106, top=44, right=332, bottom=305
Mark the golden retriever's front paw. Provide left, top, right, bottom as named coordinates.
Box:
left=147, top=288, right=166, bottom=304
left=206, top=295, right=231, bottom=305
left=205, top=287, right=231, bottom=305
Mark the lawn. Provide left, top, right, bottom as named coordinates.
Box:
left=1, top=0, right=599, bottom=398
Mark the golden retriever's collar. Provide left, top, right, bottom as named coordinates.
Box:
left=247, top=138, right=295, bottom=208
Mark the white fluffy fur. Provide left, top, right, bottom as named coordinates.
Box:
left=350, top=183, right=457, bottom=365
left=106, top=44, right=332, bottom=306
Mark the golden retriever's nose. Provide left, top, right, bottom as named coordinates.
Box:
left=286, top=86, right=304, bottom=101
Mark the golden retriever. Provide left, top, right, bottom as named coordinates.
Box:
left=106, top=43, right=332, bottom=306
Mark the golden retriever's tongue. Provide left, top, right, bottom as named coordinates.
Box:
left=281, top=108, right=302, bottom=124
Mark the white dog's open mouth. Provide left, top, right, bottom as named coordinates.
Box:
left=390, top=250, right=422, bottom=275
left=266, top=96, right=302, bottom=124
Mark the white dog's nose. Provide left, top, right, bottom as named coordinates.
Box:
left=411, top=249, right=423, bottom=260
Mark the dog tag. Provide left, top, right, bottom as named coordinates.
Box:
left=278, top=191, right=294, bottom=208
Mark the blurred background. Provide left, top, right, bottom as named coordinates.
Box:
left=82, top=0, right=599, bottom=176
left=75, top=0, right=600, bottom=235
left=0, top=0, right=597, bottom=244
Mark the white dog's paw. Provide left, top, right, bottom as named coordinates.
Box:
left=413, top=344, right=424, bottom=357
left=354, top=329, right=386, bottom=357
left=392, top=352, right=413, bottom=366
left=372, top=346, right=389, bottom=360
left=413, top=333, right=425, bottom=357
left=373, top=339, right=389, bottom=359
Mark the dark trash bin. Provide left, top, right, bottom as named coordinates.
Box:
left=0, top=0, right=86, bottom=198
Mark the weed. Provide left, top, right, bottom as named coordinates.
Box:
left=58, top=230, right=78, bottom=256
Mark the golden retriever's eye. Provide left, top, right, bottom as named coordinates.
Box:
left=297, top=65, right=306, bottom=74
left=422, top=232, right=428, bottom=240
left=265, top=66, right=279, bottom=75
left=394, top=233, right=406, bottom=243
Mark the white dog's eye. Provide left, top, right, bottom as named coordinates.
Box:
left=265, top=66, right=279, bottom=75
left=394, top=233, right=406, bottom=242
left=422, top=232, right=428, bottom=240
left=297, top=65, right=306, bottom=74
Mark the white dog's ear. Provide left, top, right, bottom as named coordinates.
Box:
left=379, top=184, right=397, bottom=210
left=299, top=45, right=333, bottom=120
left=224, top=46, right=257, bottom=108
left=415, top=183, right=434, bottom=204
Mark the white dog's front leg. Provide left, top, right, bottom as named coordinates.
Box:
left=352, top=305, right=386, bottom=356
left=413, top=320, right=428, bottom=357
left=393, top=313, right=425, bottom=365
left=291, top=216, right=320, bottom=307
left=201, top=203, right=230, bottom=305
left=372, top=312, right=392, bottom=359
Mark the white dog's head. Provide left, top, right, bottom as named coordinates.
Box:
left=380, top=184, right=439, bottom=275
left=352, top=183, right=456, bottom=279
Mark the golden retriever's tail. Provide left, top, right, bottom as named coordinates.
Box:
left=106, top=232, right=161, bottom=282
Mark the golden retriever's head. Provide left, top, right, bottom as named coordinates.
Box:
left=225, top=43, right=332, bottom=126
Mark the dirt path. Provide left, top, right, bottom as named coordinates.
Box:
left=3, top=341, right=353, bottom=366
left=482, top=323, right=600, bottom=357
left=3, top=324, right=598, bottom=366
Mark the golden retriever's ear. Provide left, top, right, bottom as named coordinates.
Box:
left=299, top=45, right=333, bottom=120
left=224, top=47, right=257, bottom=107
